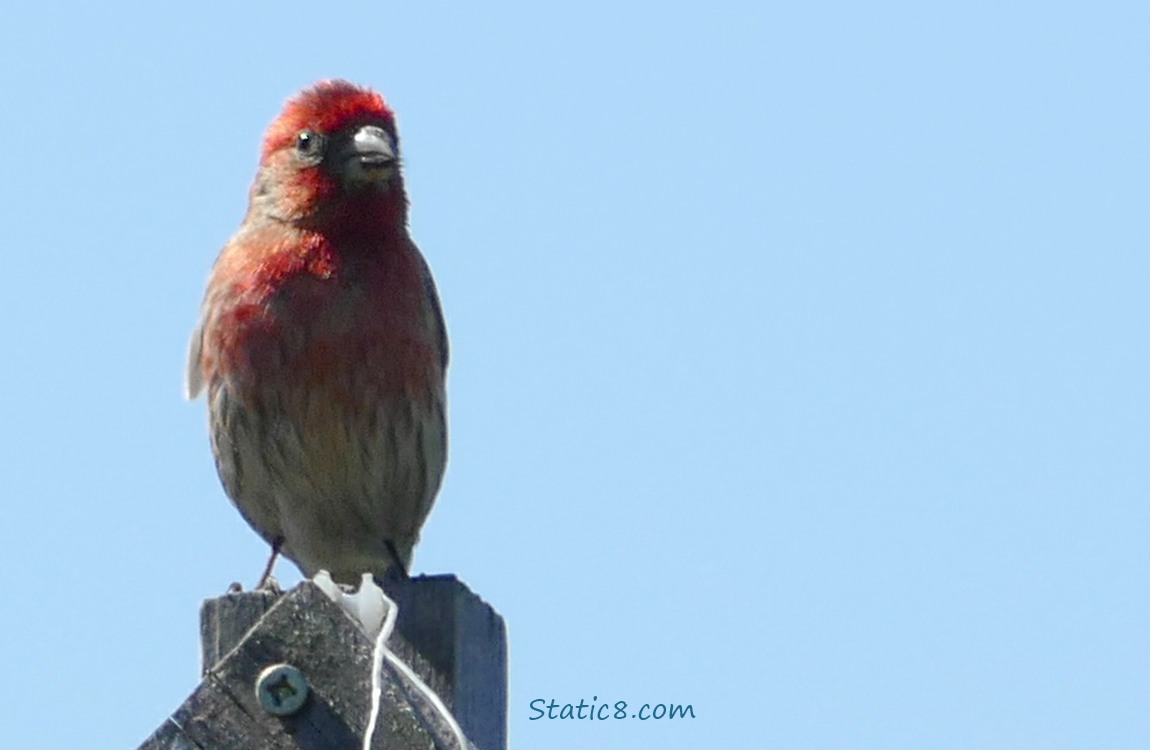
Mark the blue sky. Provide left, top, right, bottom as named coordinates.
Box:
left=2, top=2, right=1148, bottom=748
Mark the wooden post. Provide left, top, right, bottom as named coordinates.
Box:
left=138, top=577, right=507, bottom=750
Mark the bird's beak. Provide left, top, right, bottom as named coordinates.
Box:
left=340, top=125, right=397, bottom=187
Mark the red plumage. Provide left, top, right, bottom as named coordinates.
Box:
left=187, top=80, right=448, bottom=583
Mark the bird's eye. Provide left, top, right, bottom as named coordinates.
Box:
left=295, top=130, right=323, bottom=160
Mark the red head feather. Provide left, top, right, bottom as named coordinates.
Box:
left=251, top=80, right=407, bottom=231
left=261, top=80, right=396, bottom=164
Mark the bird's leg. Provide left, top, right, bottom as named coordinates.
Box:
left=384, top=540, right=409, bottom=579
left=255, top=537, right=283, bottom=590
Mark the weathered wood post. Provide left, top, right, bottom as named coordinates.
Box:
left=138, top=575, right=506, bottom=750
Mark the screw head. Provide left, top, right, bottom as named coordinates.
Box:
left=255, top=663, right=309, bottom=716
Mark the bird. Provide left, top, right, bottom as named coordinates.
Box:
left=186, top=80, right=448, bottom=585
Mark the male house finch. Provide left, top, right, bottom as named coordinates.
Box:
left=186, top=80, right=448, bottom=584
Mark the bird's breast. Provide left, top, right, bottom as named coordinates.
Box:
left=210, top=238, right=441, bottom=412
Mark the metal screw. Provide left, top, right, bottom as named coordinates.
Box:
left=256, top=663, right=309, bottom=716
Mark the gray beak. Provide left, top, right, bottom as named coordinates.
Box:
left=342, top=125, right=397, bottom=185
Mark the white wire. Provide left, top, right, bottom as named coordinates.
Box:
left=363, top=587, right=470, bottom=750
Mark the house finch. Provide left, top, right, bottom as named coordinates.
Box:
left=186, top=80, right=448, bottom=584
